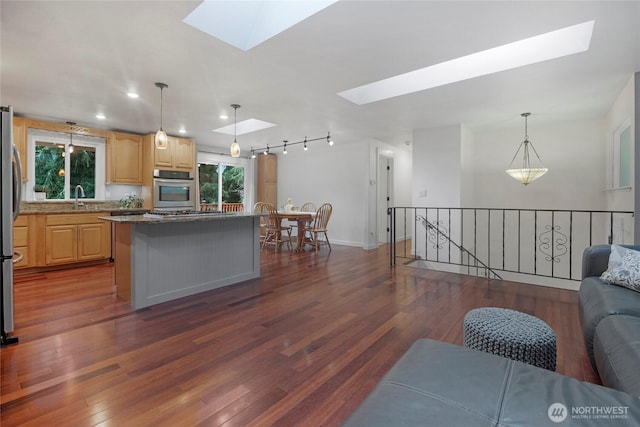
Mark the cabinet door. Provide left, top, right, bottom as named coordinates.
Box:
left=12, top=117, right=27, bottom=181
left=154, top=136, right=174, bottom=168
left=45, top=225, right=77, bottom=265
left=13, top=218, right=30, bottom=269
left=173, top=138, right=194, bottom=170
left=77, top=224, right=106, bottom=261
left=108, top=132, right=143, bottom=184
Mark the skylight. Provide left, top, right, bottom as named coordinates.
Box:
left=183, top=0, right=338, bottom=51
left=338, top=20, right=595, bottom=105
left=213, top=119, right=277, bottom=136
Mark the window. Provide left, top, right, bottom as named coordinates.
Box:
left=198, top=163, right=245, bottom=205
left=612, top=119, right=632, bottom=189
left=28, top=130, right=105, bottom=200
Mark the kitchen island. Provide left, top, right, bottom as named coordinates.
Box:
left=101, top=213, right=262, bottom=309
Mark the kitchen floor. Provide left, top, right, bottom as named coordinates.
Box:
left=3, top=244, right=599, bottom=426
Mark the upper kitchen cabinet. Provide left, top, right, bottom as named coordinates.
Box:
left=13, top=116, right=27, bottom=181
left=106, top=131, right=143, bottom=185
left=147, top=134, right=195, bottom=172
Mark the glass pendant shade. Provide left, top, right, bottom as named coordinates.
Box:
left=230, top=139, right=241, bottom=158
left=230, top=104, right=241, bottom=157
left=155, top=82, right=169, bottom=150
left=506, top=113, right=547, bottom=185
left=155, top=129, right=168, bottom=150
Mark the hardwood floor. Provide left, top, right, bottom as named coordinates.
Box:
left=1, top=244, right=598, bottom=426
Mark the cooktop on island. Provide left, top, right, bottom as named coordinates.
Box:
left=143, top=210, right=232, bottom=219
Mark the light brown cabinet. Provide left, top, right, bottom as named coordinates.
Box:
left=107, top=132, right=143, bottom=184
left=13, top=215, right=35, bottom=269
left=257, top=154, right=277, bottom=206
left=42, top=213, right=111, bottom=266
left=12, top=117, right=27, bottom=182
left=149, top=135, right=195, bottom=171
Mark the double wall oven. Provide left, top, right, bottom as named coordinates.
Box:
left=153, top=169, right=196, bottom=211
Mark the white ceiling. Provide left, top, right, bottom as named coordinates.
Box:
left=1, top=1, right=639, bottom=153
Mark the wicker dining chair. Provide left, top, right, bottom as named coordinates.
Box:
left=262, top=203, right=292, bottom=251
left=305, top=203, right=332, bottom=252
left=253, top=201, right=271, bottom=245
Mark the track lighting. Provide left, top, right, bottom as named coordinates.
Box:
left=250, top=132, right=333, bottom=157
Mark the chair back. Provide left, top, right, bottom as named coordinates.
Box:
left=263, top=203, right=282, bottom=230
left=300, top=202, right=317, bottom=213
left=313, top=203, right=332, bottom=230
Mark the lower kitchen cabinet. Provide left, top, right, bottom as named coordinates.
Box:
left=40, top=213, right=111, bottom=267
left=13, top=215, right=35, bottom=269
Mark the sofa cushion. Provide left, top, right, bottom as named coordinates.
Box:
left=579, top=277, right=640, bottom=371
left=343, top=339, right=640, bottom=426
left=593, top=315, right=640, bottom=395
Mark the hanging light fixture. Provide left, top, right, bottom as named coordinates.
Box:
left=283, top=140, right=288, bottom=154
left=230, top=104, right=241, bottom=157
left=154, top=82, right=169, bottom=150
left=505, top=112, right=548, bottom=185
left=66, top=121, right=75, bottom=153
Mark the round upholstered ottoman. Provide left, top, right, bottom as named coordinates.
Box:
left=463, top=307, right=557, bottom=371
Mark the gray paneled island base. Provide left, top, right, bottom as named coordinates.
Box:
left=101, top=213, right=262, bottom=309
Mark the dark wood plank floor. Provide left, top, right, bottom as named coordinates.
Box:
left=1, top=244, right=599, bottom=426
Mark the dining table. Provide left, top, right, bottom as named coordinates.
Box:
left=277, top=210, right=315, bottom=251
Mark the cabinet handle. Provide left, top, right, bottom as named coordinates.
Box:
left=13, top=250, right=23, bottom=264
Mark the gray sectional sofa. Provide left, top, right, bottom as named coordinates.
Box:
left=579, top=244, right=640, bottom=395
left=343, top=245, right=640, bottom=426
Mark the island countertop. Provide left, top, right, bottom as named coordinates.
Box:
left=101, top=212, right=262, bottom=224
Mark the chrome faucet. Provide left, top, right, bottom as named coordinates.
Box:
left=74, top=184, right=85, bottom=209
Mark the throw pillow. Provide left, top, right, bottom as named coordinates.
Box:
left=601, top=249, right=640, bottom=292
left=607, top=244, right=638, bottom=270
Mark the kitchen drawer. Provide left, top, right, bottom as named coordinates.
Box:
left=14, top=225, right=28, bottom=247
left=45, top=213, right=108, bottom=226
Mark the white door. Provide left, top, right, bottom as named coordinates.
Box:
left=378, top=157, right=393, bottom=244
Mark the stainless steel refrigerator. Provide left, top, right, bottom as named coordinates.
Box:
left=1, top=105, right=22, bottom=345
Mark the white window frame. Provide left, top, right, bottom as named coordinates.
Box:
left=196, top=152, right=252, bottom=210
left=28, top=129, right=106, bottom=201
left=611, top=118, right=632, bottom=190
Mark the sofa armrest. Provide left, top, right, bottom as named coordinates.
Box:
left=582, top=245, right=612, bottom=279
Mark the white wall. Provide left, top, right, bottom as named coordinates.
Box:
left=276, top=139, right=369, bottom=247
left=276, top=137, right=412, bottom=249
left=412, top=125, right=463, bottom=207
left=471, top=118, right=606, bottom=210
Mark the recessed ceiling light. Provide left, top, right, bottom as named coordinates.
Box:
left=219, top=114, right=228, bottom=120
left=213, top=119, right=276, bottom=136
left=179, top=128, right=186, bottom=134
left=127, top=92, right=139, bottom=99
left=183, top=0, right=338, bottom=51
left=338, top=20, right=595, bottom=105
left=96, top=113, right=106, bottom=120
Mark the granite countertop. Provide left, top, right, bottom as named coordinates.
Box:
left=20, top=201, right=148, bottom=215
left=102, top=212, right=261, bottom=224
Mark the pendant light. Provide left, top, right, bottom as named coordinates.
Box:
left=505, top=113, right=548, bottom=185
left=154, top=82, right=169, bottom=150
left=230, top=104, right=241, bottom=157
left=66, top=121, right=75, bottom=153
